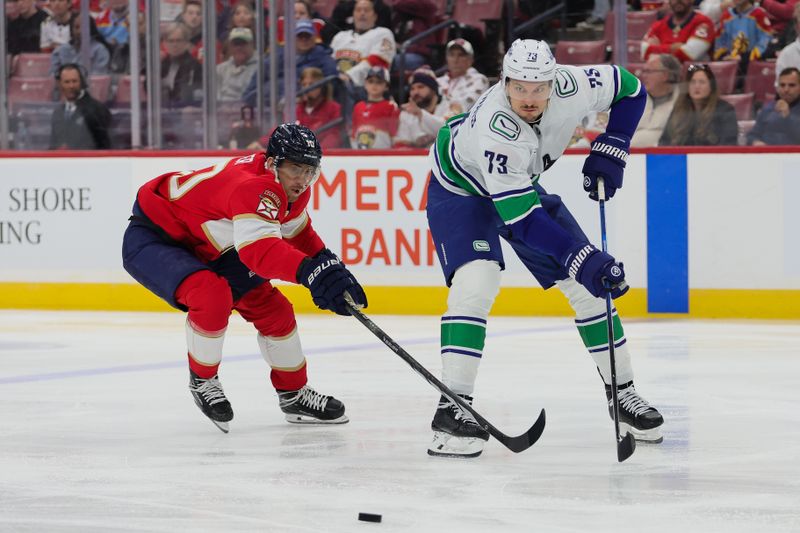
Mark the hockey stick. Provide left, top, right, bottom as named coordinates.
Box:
left=345, top=296, right=546, bottom=454
left=598, top=178, right=636, bottom=463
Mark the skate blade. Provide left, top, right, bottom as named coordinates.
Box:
left=284, top=413, right=349, bottom=425
left=427, top=431, right=485, bottom=458
left=621, top=422, right=663, bottom=443
left=211, top=419, right=230, bottom=433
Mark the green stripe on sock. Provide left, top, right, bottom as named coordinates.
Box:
left=441, top=322, right=486, bottom=351
left=577, top=315, right=625, bottom=349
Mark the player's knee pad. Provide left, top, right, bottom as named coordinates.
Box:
left=556, top=277, right=606, bottom=319
left=177, top=270, right=233, bottom=331
left=447, top=260, right=502, bottom=318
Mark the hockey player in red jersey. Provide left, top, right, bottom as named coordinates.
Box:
left=122, top=124, right=368, bottom=433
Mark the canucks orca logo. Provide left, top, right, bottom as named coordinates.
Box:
left=555, top=68, right=578, bottom=98
left=489, top=111, right=520, bottom=141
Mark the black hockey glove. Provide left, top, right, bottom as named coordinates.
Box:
left=563, top=243, right=629, bottom=299
left=582, top=132, right=630, bottom=201
left=297, top=249, right=367, bottom=315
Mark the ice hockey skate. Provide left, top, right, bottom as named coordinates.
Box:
left=189, top=371, right=234, bottom=433
left=607, top=381, right=664, bottom=443
left=428, top=395, right=490, bottom=458
left=277, top=385, right=348, bottom=424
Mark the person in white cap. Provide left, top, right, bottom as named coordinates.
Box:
left=216, top=27, right=258, bottom=102
left=424, top=39, right=664, bottom=458
left=436, top=39, right=489, bottom=116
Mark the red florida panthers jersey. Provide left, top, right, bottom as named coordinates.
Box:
left=642, top=11, right=715, bottom=62
left=137, top=152, right=325, bottom=283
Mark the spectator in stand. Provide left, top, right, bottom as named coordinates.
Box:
left=242, top=19, right=337, bottom=107
left=95, top=0, right=130, bottom=48
left=390, top=0, right=441, bottom=71
left=350, top=66, right=399, bottom=149
left=632, top=53, right=682, bottom=146
left=331, top=0, right=396, bottom=87
left=394, top=66, right=448, bottom=148
left=776, top=5, right=800, bottom=82
left=761, top=0, right=799, bottom=43
left=6, top=0, right=20, bottom=22
left=748, top=67, right=800, bottom=144
left=436, top=39, right=489, bottom=116
left=277, top=0, right=326, bottom=45
left=329, top=0, right=392, bottom=36
left=39, top=0, right=72, bottom=52
left=297, top=66, right=343, bottom=149
left=699, top=0, right=731, bottom=24
left=227, top=0, right=256, bottom=37
left=7, top=0, right=48, bottom=54
left=174, top=0, right=220, bottom=62
left=50, top=63, right=111, bottom=150
left=50, top=12, right=110, bottom=75
left=216, top=27, right=258, bottom=102
left=714, top=0, right=772, bottom=65
left=660, top=63, right=739, bottom=145
left=161, top=22, right=203, bottom=107
left=642, top=0, right=715, bottom=62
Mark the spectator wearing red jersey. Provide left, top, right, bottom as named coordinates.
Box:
left=350, top=66, right=399, bottom=149
left=642, top=0, right=716, bottom=62
left=297, top=67, right=344, bottom=149
left=761, top=0, right=799, bottom=38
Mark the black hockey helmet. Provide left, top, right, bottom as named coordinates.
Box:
left=266, top=123, right=322, bottom=170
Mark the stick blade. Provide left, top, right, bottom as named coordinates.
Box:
left=495, top=409, right=546, bottom=453
left=617, top=431, right=636, bottom=462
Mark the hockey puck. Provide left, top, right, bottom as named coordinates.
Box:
left=358, top=512, right=382, bottom=523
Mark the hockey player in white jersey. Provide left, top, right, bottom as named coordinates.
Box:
left=426, top=39, right=664, bottom=458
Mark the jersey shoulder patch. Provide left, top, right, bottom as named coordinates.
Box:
left=488, top=110, right=521, bottom=141
left=554, top=68, right=579, bottom=98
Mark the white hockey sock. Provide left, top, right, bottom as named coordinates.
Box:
left=186, top=318, right=226, bottom=368
left=441, top=260, right=501, bottom=395
left=556, top=278, right=634, bottom=384
left=257, top=327, right=306, bottom=372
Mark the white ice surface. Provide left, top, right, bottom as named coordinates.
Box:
left=1, top=311, right=799, bottom=532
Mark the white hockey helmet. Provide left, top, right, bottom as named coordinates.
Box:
left=502, top=39, right=557, bottom=83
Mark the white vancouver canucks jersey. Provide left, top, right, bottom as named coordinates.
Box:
left=429, top=64, right=641, bottom=226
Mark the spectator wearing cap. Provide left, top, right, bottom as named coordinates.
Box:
left=242, top=19, right=337, bottom=107
left=350, top=66, right=400, bottom=149
left=436, top=38, right=488, bottom=116
left=394, top=66, right=449, bottom=148
left=331, top=0, right=396, bottom=87
left=216, top=27, right=258, bottom=102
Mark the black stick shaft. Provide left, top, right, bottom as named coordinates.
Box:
left=598, top=179, right=635, bottom=462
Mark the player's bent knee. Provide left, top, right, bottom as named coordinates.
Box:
left=177, top=270, right=234, bottom=318
left=448, top=261, right=502, bottom=316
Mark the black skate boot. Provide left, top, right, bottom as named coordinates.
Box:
left=606, top=381, right=664, bottom=443
left=189, top=371, right=233, bottom=433
left=428, top=395, right=490, bottom=458
left=277, top=385, right=348, bottom=424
